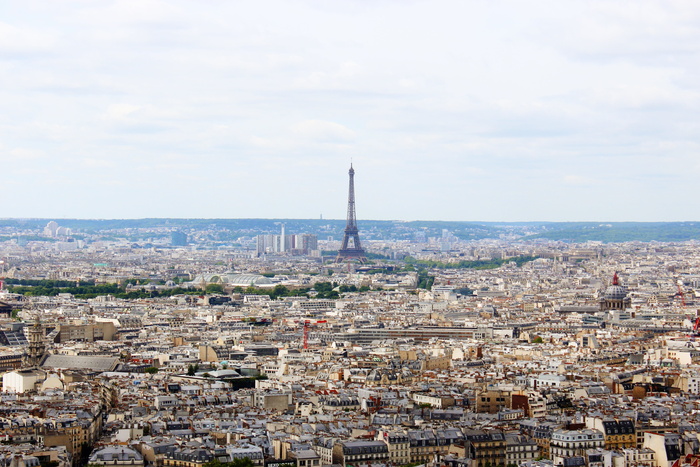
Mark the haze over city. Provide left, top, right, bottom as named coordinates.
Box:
left=2, top=1, right=699, bottom=221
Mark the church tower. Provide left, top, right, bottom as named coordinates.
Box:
left=24, top=318, right=46, bottom=368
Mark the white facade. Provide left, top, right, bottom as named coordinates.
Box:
left=154, top=395, right=179, bottom=410
left=2, top=370, right=43, bottom=393
left=550, top=429, right=604, bottom=465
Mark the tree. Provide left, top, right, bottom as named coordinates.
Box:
left=145, top=367, right=158, bottom=374
left=203, top=459, right=255, bottom=467
left=205, top=283, right=224, bottom=294
left=271, top=284, right=289, bottom=299
left=314, top=282, right=333, bottom=293
left=230, top=460, right=254, bottom=467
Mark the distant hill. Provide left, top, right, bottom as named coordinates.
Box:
left=0, top=218, right=507, bottom=242
left=1, top=218, right=699, bottom=243
left=518, top=222, right=700, bottom=243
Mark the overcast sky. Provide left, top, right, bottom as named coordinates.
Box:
left=2, top=0, right=699, bottom=222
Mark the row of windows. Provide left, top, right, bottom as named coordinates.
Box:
left=507, top=453, right=536, bottom=459
left=553, top=435, right=603, bottom=441
left=507, top=445, right=537, bottom=452
left=346, top=454, right=389, bottom=460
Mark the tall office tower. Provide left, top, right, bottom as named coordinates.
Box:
left=280, top=223, right=286, bottom=252
left=291, top=234, right=318, bottom=254
left=43, top=221, right=59, bottom=237
left=256, top=234, right=274, bottom=255
left=300, top=234, right=318, bottom=252
left=336, top=164, right=367, bottom=263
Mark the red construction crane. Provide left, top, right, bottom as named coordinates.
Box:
left=678, top=280, right=686, bottom=307
left=686, top=317, right=700, bottom=339
left=302, top=319, right=327, bottom=349
left=303, top=321, right=310, bottom=350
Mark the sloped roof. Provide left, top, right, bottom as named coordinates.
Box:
left=42, top=354, right=119, bottom=372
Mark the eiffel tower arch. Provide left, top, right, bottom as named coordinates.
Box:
left=336, top=164, right=367, bottom=263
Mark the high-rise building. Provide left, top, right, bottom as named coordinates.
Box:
left=256, top=232, right=318, bottom=256
left=280, top=223, right=286, bottom=252
left=43, top=221, right=59, bottom=237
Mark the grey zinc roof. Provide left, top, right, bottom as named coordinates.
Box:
left=42, top=354, right=119, bottom=372
left=90, top=446, right=143, bottom=463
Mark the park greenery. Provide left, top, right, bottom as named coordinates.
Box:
left=321, top=250, right=390, bottom=260
left=3, top=279, right=202, bottom=300
left=5, top=253, right=532, bottom=300
left=403, top=255, right=538, bottom=270
left=417, top=270, right=435, bottom=290
left=202, top=459, right=255, bottom=467
left=231, top=282, right=370, bottom=300
left=3, top=278, right=377, bottom=300
left=401, top=255, right=538, bottom=290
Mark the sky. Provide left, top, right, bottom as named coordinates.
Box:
left=2, top=0, right=700, bottom=222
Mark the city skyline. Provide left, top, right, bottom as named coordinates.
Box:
left=2, top=1, right=699, bottom=222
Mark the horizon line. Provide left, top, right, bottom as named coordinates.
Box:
left=1, top=217, right=699, bottom=224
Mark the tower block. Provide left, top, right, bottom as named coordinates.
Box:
left=336, top=164, right=367, bottom=263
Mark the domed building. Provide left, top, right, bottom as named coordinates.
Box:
left=599, top=273, right=631, bottom=311
left=365, top=366, right=414, bottom=387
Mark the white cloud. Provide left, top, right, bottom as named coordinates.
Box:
left=0, top=0, right=699, bottom=220
left=82, top=157, right=114, bottom=168
left=563, top=175, right=596, bottom=186
left=8, top=148, right=44, bottom=161
left=104, top=104, right=142, bottom=121
left=0, top=21, right=55, bottom=56
left=291, top=120, right=356, bottom=143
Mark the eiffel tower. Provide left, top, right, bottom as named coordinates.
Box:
left=336, top=164, right=367, bottom=263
